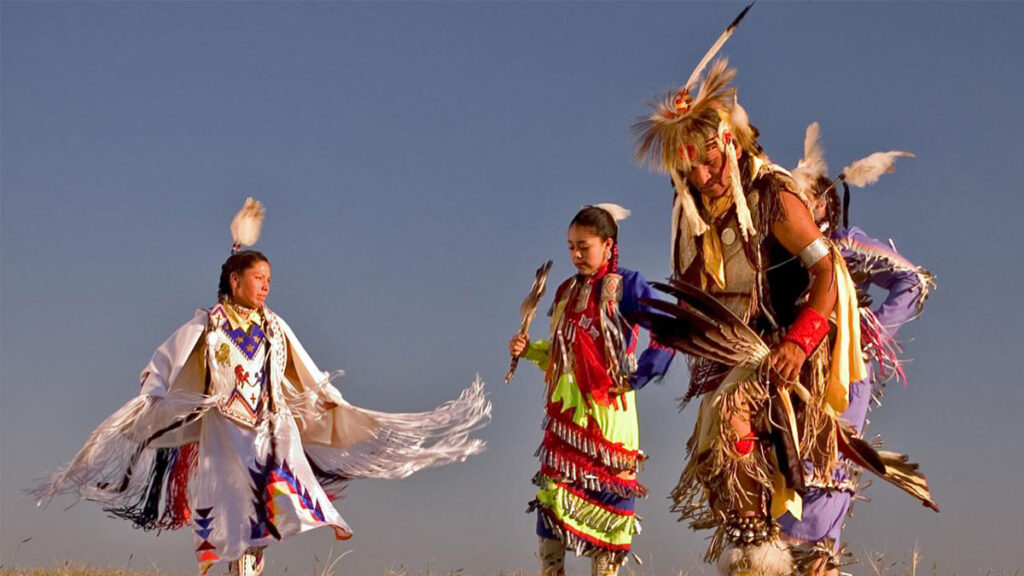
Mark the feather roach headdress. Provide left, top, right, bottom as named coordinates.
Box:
left=633, top=2, right=758, bottom=246
left=230, top=197, right=265, bottom=253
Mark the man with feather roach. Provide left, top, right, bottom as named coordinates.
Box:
left=630, top=4, right=870, bottom=575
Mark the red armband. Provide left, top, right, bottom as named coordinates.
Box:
left=783, top=307, right=830, bottom=356
left=735, top=431, right=758, bottom=456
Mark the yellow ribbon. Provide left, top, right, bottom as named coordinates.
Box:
left=825, top=246, right=868, bottom=416
left=699, top=193, right=735, bottom=290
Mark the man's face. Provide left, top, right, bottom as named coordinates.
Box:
left=685, top=142, right=732, bottom=199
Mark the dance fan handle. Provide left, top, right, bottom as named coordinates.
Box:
left=505, top=260, right=553, bottom=384
left=505, top=352, right=523, bottom=385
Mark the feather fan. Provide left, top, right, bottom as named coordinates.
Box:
left=636, top=279, right=770, bottom=368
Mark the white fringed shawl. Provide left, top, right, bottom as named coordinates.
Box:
left=31, top=308, right=490, bottom=508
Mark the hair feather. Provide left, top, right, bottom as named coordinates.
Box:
left=791, top=122, right=829, bottom=200
left=841, top=151, right=914, bottom=187
left=230, top=197, right=265, bottom=248
left=591, top=203, right=631, bottom=222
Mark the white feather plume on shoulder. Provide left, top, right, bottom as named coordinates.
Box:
left=791, top=122, right=829, bottom=203
left=230, top=197, right=265, bottom=249
left=591, top=203, right=631, bottom=222
left=841, top=151, right=914, bottom=188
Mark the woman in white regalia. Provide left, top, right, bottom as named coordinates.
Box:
left=32, top=199, right=491, bottom=575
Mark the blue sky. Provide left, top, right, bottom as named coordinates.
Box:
left=3, top=2, right=1023, bottom=574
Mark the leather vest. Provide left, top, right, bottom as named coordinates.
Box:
left=680, top=190, right=763, bottom=324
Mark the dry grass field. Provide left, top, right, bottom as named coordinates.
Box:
left=1, top=548, right=1019, bottom=576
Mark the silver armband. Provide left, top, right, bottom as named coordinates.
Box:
left=798, top=237, right=830, bottom=269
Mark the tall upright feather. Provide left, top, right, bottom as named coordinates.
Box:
left=684, top=2, right=756, bottom=91
left=791, top=122, right=828, bottom=201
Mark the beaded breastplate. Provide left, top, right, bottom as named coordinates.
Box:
left=205, top=304, right=274, bottom=427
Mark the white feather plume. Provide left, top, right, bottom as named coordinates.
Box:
left=841, top=151, right=914, bottom=188
left=717, top=540, right=793, bottom=576
left=791, top=122, right=829, bottom=202
left=591, top=203, right=631, bottom=222
left=729, top=96, right=754, bottom=146
left=230, top=197, right=265, bottom=248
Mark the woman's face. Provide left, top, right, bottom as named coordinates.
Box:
left=567, top=224, right=613, bottom=276
left=230, top=261, right=271, bottom=309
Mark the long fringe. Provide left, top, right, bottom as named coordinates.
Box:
left=159, top=442, right=198, bottom=529
left=671, top=378, right=774, bottom=562
left=673, top=349, right=840, bottom=562
left=29, top=391, right=216, bottom=509
left=103, top=447, right=173, bottom=529
left=303, top=377, right=491, bottom=480
left=105, top=443, right=199, bottom=532
left=860, top=308, right=906, bottom=387
left=795, top=346, right=840, bottom=484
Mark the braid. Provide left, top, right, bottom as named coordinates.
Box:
left=610, top=243, right=620, bottom=272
